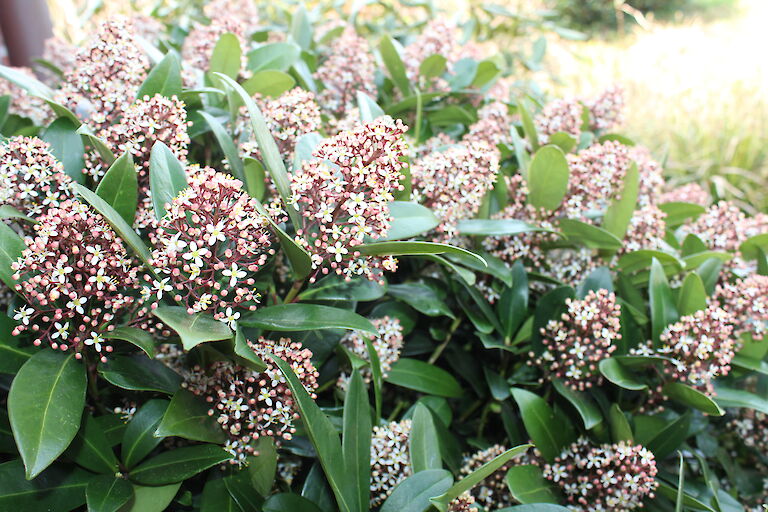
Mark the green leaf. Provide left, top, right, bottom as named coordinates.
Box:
left=357, top=92, right=386, bottom=122
left=656, top=481, right=716, bottom=512
left=155, top=389, right=227, bottom=444
left=95, top=152, right=138, bottom=225
left=242, top=70, right=296, bottom=97
left=233, top=327, right=267, bottom=372
left=383, top=201, right=440, bottom=240
left=659, top=202, right=706, bottom=227
left=649, top=258, right=679, bottom=344
left=410, top=403, right=441, bottom=472
left=506, top=464, right=560, bottom=504
left=149, top=141, right=187, bottom=220
left=379, top=470, right=453, bottom=512
left=552, top=379, right=602, bottom=429
left=677, top=273, right=707, bottom=316
left=290, top=5, right=312, bottom=50
left=498, top=261, right=529, bottom=340
left=559, top=219, right=622, bottom=250
left=76, top=124, right=115, bottom=164
left=646, top=412, right=691, bottom=460
left=86, top=476, right=133, bottom=512
left=663, top=382, right=724, bottom=416
left=8, top=350, right=87, bottom=479
left=380, top=35, right=410, bottom=95
left=137, top=52, right=182, bottom=99
left=264, top=493, right=325, bottom=512
left=548, top=132, right=577, bottom=153
left=419, top=54, right=447, bottom=79
left=152, top=306, right=233, bottom=350
left=0, top=222, right=25, bottom=289
left=130, top=445, right=231, bottom=485
left=122, top=399, right=170, bottom=469
left=246, top=436, right=277, bottom=496
left=676, top=454, right=685, bottom=512
left=122, top=483, right=181, bottom=512
left=247, top=42, right=301, bottom=72
left=617, top=250, right=683, bottom=274
left=497, top=505, right=571, bottom=511
left=0, top=95, right=8, bottom=128
left=66, top=413, right=119, bottom=473
left=511, top=388, right=573, bottom=462
left=0, top=64, right=54, bottom=98
left=98, top=354, right=181, bottom=394
left=0, top=314, right=34, bottom=373
left=0, top=460, right=90, bottom=511
left=386, top=358, right=463, bottom=398
left=428, top=106, right=474, bottom=126
left=471, top=60, right=500, bottom=87
left=457, top=219, right=553, bottom=237
left=299, top=276, right=386, bottom=302
left=75, top=184, right=154, bottom=270
left=517, top=98, right=539, bottom=150
left=198, top=111, right=245, bottom=181
left=0, top=204, right=35, bottom=224
left=526, top=145, right=568, bottom=211
left=213, top=73, right=301, bottom=228
left=388, top=282, right=454, bottom=318
left=608, top=404, right=633, bottom=442
left=209, top=33, right=242, bottom=78
left=268, top=353, right=352, bottom=512
left=342, top=371, right=371, bottom=511
left=103, top=327, right=155, bottom=358
left=598, top=358, right=647, bottom=390
left=240, top=304, right=376, bottom=334
left=430, top=445, right=530, bottom=511
left=358, top=241, right=486, bottom=267
left=365, top=337, right=384, bottom=422
left=739, top=233, right=768, bottom=260
left=603, top=162, right=639, bottom=239
left=42, top=117, right=86, bottom=183
left=713, top=386, right=768, bottom=415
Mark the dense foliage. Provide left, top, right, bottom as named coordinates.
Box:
left=0, top=1, right=766, bottom=511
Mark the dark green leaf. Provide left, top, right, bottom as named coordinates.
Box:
left=499, top=261, right=529, bottom=340
left=95, top=152, right=138, bottom=225
left=649, top=258, right=678, bottom=344
left=299, top=276, right=386, bottom=302
left=0, top=222, right=25, bottom=289
left=386, top=358, right=463, bottom=398
left=233, top=327, right=267, bottom=372
left=663, top=382, right=724, bottom=416
left=457, top=218, right=553, bottom=237
left=152, top=306, right=233, bottom=350
left=559, top=219, right=622, bottom=250
left=103, top=327, right=155, bottom=358
left=137, top=52, right=182, bottom=99
left=241, top=304, right=376, bottom=334
left=264, top=493, right=325, bottom=512
left=598, top=358, right=647, bottom=390
left=646, top=412, right=691, bottom=460
left=98, top=354, right=181, bottom=394
left=358, top=241, right=486, bottom=267
left=511, top=388, right=572, bottom=462
left=149, top=141, right=187, bottom=220
left=42, top=117, right=85, bottom=183
left=608, top=404, right=633, bottom=442
left=86, top=476, right=133, bottom=512
left=380, top=470, right=453, bottom=512
left=552, top=379, right=602, bottom=429
left=0, top=314, right=34, bottom=373
left=410, top=403, right=441, bottom=472
left=342, top=371, right=371, bottom=511
left=121, top=483, right=181, bottom=512
left=388, top=283, right=454, bottom=318
left=130, top=445, right=231, bottom=485
left=122, top=399, right=170, bottom=469
left=247, top=436, right=277, bottom=496
left=505, top=464, right=560, bottom=504
left=66, top=413, right=119, bottom=473
left=155, top=389, right=227, bottom=444
left=713, top=386, right=768, bottom=415
left=0, top=459, right=89, bottom=511
left=198, top=111, right=245, bottom=181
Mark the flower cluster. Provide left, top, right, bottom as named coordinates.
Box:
left=535, top=97, right=584, bottom=144
left=239, top=88, right=322, bottom=162
left=370, top=419, right=412, bottom=507
left=729, top=408, right=768, bottom=453
left=460, top=444, right=515, bottom=508
left=655, top=304, right=736, bottom=395
left=149, top=168, right=274, bottom=323
left=0, top=68, right=50, bottom=125
left=447, top=493, right=477, bottom=512
left=182, top=17, right=248, bottom=77
left=338, top=316, right=403, bottom=389
left=535, top=290, right=622, bottom=391
left=55, top=18, right=149, bottom=131
left=630, top=146, right=666, bottom=208
left=660, top=182, right=710, bottom=206
left=411, top=140, right=499, bottom=242
left=622, top=205, right=667, bottom=254
left=11, top=200, right=139, bottom=361
left=0, top=136, right=74, bottom=219
left=715, top=274, right=768, bottom=341
left=186, top=337, right=318, bottom=466
left=314, top=26, right=377, bottom=117
left=542, top=438, right=658, bottom=512
left=464, top=101, right=513, bottom=149
left=564, top=141, right=632, bottom=219
left=586, top=85, right=625, bottom=132
left=687, top=200, right=750, bottom=252
left=402, top=19, right=459, bottom=91
left=42, top=36, right=76, bottom=78
left=290, top=117, right=407, bottom=282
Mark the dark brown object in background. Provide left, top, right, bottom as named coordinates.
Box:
left=0, top=0, right=53, bottom=67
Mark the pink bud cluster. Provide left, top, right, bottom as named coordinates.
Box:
left=370, top=419, right=413, bottom=507
left=186, top=337, right=318, bottom=466
left=149, top=168, right=274, bottom=323
left=42, top=36, right=76, bottom=78
left=0, top=68, right=50, bottom=125
left=11, top=200, right=140, bottom=362
left=621, top=205, right=667, bottom=254
left=239, top=88, right=322, bottom=162
left=564, top=141, right=632, bottom=219
left=402, top=19, right=460, bottom=92
left=55, top=19, right=149, bottom=132
left=203, top=0, right=260, bottom=29
left=535, top=289, right=621, bottom=391
left=464, top=101, right=513, bottom=149
left=338, top=316, right=404, bottom=388
left=715, top=274, right=768, bottom=341
left=729, top=408, right=768, bottom=453
left=687, top=200, right=751, bottom=252
left=290, top=117, right=407, bottom=282
left=182, top=18, right=248, bottom=75
left=586, top=84, right=625, bottom=132
left=447, top=493, right=476, bottom=512
left=542, top=437, right=658, bottom=512
left=0, top=136, right=74, bottom=219
left=655, top=304, right=736, bottom=395
left=629, top=146, right=665, bottom=208
left=460, top=444, right=515, bottom=508
left=660, top=182, right=710, bottom=206
left=535, top=97, right=584, bottom=144
left=314, top=26, right=377, bottom=117
left=411, top=139, right=500, bottom=242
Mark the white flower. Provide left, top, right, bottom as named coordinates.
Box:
left=13, top=306, right=34, bottom=325
left=153, top=278, right=173, bottom=299
left=84, top=332, right=104, bottom=352
left=88, top=268, right=112, bottom=290
left=51, top=322, right=69, bottom=340
left=66, top=295, right=86, bottom=314
left=205, top=221, right=226, bottom=245
left=182, top=242, right=210, bottom=267
left=222, top=263, right=246, bottom=287
left=86, top=245, right=104, bottom=264
left=220, top=307, right=240, bottom=329
left=327, top=242, right=348, bottom=262
left=51, top=263, right=73, bottom=283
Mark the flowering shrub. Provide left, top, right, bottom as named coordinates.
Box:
left=0, top=1, right=766, bottom=511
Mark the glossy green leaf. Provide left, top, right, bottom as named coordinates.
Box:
left=598, top=358, right=647, bottom=390
left=0, top=222, right=25, bottom=289
left=497, top=505, right=571, bottom=512
left=383, top=201, right=440, bottom=240
left=608, top=404, right=633, bottom=442
left=342, top=371, right=371, bottom=511
left=152, top=306, right=233, bottom=350
left=233, top=327, right=267, bottom=372
left=511, top=388, right=573, bottom=462
left=499, top=261, right=529, bottom=340
left=130, top=445, right=231, bottom=485
left=121, top=483, right=180, bottom=512
left=198, top=110, right=245, bottom=181
left=137, top=52, right=182, bottom=99
left=0, top=460, right=89, bottom=511
left=420, top=54, right=447, bottom=79
left=603, top=162, right=639, bottom=239
left=379, top=470, right=453, bottom=512
left=517, top=97, right=539, bottom=150
left=559, top=219, right=622, bottom=250
left=659, top=201, right=706, bottom=226
left=677, top=273, right=707, bottom=316
left=386, top=358, right=463, bottom=398
left=8, top=350, right=86, bottom=479
left=646, top=412, right=691, bottom=460
left=388, top=282, right=454, bottom=318
left=506, top=464, right=560, bottom=504
left=552, top=379, right=602, bottom=429
left=264, top=493, right=325, bottom=512
left=649, top=258, right=679, bottom=344
left=242, top=70, right=296, bottom=97
left=155, top=389, right=227, bottom=444
left=0, top=204, right=35, bottom=224
left=617, top=250, right=683, bottom=274
left=76, top=124, right=115, bottom=164
left=98, top=354, right=181, bottom=394
left=209, top=33, right=242, bottom=78
left=95, top=152, right=138, bottom=225
left=410, top=403, right=441, bottom=472
left=0, top=314, right=34, bottom=373
left=457, top=219, right=553, bottom=237
left=299, top=276, right=386, bottom=302
left=713, top=386, right=768, bottom=415
left=246, top=436, right=277, bottom=496
left=241, top=304, right=376, bottom=334
left=0, top=64, right=53, bottom=98
left=380, top=35, right=410, bottom=95
left=358, top=241, right=485, bottom=267
left=527, top=145, right=568, bottom=210
left=149, top=141, right=187, bottom=220
left=357, top=91, right=386, bottom=122
left=42, top=117, right=86, bottom=183
left=247, top=42, right=301, bottom=72
left=66, top=413, right=119, bottom=474
left=86, top=476, right=133, bottom=512
left=103, top=327, right=155, bottom=358
left=663, top=382, right=724, bottom=416
left=122, top=399, right=170, bottom=469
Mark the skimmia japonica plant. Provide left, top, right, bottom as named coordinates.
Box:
left=0, top=1, right=766, bottom=511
